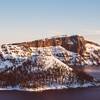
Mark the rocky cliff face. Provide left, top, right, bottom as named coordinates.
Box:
left=12, top=35, right=86, bottom=55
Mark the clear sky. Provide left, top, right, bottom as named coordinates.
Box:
left=0, top=0, right=100, bottom=44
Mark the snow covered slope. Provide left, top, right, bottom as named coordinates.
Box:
left=0, top=48, right=95, bottom=91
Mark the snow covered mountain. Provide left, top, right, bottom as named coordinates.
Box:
left=0, top=35, right=100, bottom=91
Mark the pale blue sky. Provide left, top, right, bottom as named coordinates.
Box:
left=0, top=0, right=100, bottom=44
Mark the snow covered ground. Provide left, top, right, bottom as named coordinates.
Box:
left=0, top=83, right=95, bottom=92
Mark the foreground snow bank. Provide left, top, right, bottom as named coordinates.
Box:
left=0, top=83, right=96, bottom=92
